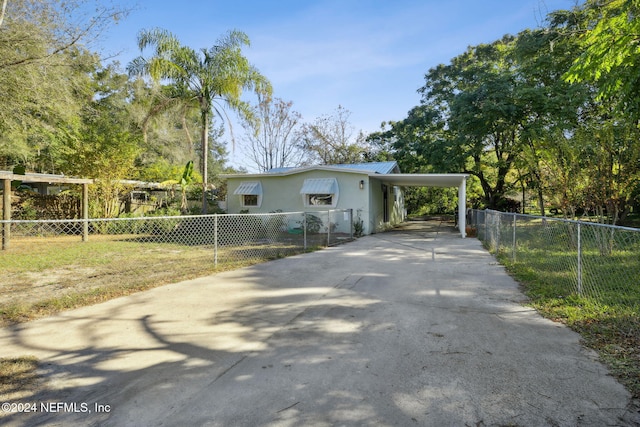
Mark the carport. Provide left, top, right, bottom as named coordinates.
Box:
left=1, top=171, right=93, bottom=250
left=377, top=173, right=469, bottom=238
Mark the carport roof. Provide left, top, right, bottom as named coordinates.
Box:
left=374, top=173, right=468, bottom=187
left=0, top=171, right=92, bottom=184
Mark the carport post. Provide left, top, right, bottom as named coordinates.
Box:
left=458, top=177, right=467, bottom=238
left=2, top=178, right=10, bottom=250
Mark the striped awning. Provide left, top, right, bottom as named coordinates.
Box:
left=233, top=181, right=262, bottom=195
left=299, top=178, right=338, bottom=194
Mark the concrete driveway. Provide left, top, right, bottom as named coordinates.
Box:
left=1, top=220, right=638, bottom=426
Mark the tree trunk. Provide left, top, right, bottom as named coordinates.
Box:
left=201, top=108, right=209, bottom=214
left=537, top=188, right=545, bottom=217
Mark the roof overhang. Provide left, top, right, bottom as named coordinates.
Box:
left=374, top=174, right=468, bottom=187
left=221, top=170, right=469, bottom=187
left=0, top=171, right=93, bottom=185
left=221, top=165, right=372, bottom=179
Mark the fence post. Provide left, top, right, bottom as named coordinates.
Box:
left=2, top=178, right=10, bottom=250
left=512, top=213, right=517, bottom=262
left=349, top=209, right=353, bottom=240
left=214, top=214, right=218, bottom=268
left=82, top=183, right=89, bottom=242
left=327, top=210, right=331, bottom=246
left=577, top=222, right=582, bottom=295
left=484, top=209, right=488, bottom=243
left=303, top=212, right=307, bottom=250
left=496, top=212, right=501, bottom=253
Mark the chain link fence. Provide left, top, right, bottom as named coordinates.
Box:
left=0, top=210, right=353, bottom=309
left=469, top=209, right=640, bottom=308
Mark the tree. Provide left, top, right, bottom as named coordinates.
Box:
left=128, top=28, right=272, bottom=213
left=129, top=80, right=201, bottom=169
left=367, top=106, right=447, bottom=173
left=509, top=22, right=591, bottom=215
left=240, top=96, right=307, bottom=171
left=0, top=0, right=126, bottom=69
left=179, top=161, right=195, bottom=213
left=564, top=0, right=640, bottom=118
left=299, top=105, right=368, bottom=165
left=55, top=65, right=142, bottom=218
left=417, top=38, right=528, bottom=209
left=0, top=0, right=129, bottom=171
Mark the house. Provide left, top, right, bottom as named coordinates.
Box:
left=221, top=161, right=470, bottom=237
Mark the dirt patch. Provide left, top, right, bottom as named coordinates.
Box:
left=0, top=267, right=100, bottom=306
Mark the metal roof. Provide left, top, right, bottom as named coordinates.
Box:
left=299, top=178, right=338, bottom=194
left=265, top=161, right=399, bottom=175
left=221, top=163, right=469, bottom=189
left=233, top=181, right=263, bottom=195
left=317, top=162, right=399, bottom=174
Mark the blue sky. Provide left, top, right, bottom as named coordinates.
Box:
left=98, top=0, right=581, bottom=168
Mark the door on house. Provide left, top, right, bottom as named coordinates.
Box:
left=382, top=184, right=389, bottom=222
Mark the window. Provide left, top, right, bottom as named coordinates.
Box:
left=243, top=194, right=259, bottom=206
left=300, top=178, right=339, bottom=208
left=234, top=181, right=263, bottom=208
left=307, top=194, right=333, bottom=206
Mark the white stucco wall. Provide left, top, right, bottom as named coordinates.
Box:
left=368, top=178, right=406, bottom=233
left=226, top=170, right=373, bottom=234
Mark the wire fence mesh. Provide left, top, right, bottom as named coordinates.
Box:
left=0, top=210, right=353, bottom=309
left=469, top=209, right=640, bottom=308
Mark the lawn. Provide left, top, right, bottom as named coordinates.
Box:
left=484, top=217, right=640, bottom=398
left=0, top=233, right=318, bottom=326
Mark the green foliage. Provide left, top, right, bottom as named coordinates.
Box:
left=370, top=6, right=640, bottom=222
left=406, top=187, right=459, bottom=216
left=0, top=0, right=127, bottom=170
left=565, top=0, right=640, bottom=116
left=353, top=216, right=364, bottom=237
left=303, top=214, right=323, bottom=234
left=128, top=27, right=272, bottom=213
left=54, top=65, right=142, bottom=218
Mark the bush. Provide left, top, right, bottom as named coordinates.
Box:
left=304, top=214, right=323, bottom=234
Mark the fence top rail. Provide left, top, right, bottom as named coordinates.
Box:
left=481, top=209, right=640, bottom=233
left=0, top=209, right=353, bottom=224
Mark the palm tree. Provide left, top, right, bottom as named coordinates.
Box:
left=128, top=28, right=271, bottom=213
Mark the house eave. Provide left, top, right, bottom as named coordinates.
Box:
left=221, top=165, right=375, bottom=179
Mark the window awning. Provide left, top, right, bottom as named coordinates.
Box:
left=300, top=178, right=338, bottom=194
left=234, top=181, right=262, bottom=195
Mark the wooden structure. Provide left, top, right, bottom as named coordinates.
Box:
left=0, top=171, right=93, bottom=250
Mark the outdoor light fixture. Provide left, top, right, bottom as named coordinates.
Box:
left=359, top=180, right=365, bottom=189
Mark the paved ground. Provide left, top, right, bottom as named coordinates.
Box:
left=1, top=220, right=639, bottom=426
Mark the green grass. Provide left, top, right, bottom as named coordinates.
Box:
left=488, top=219, right=640, bottom=398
